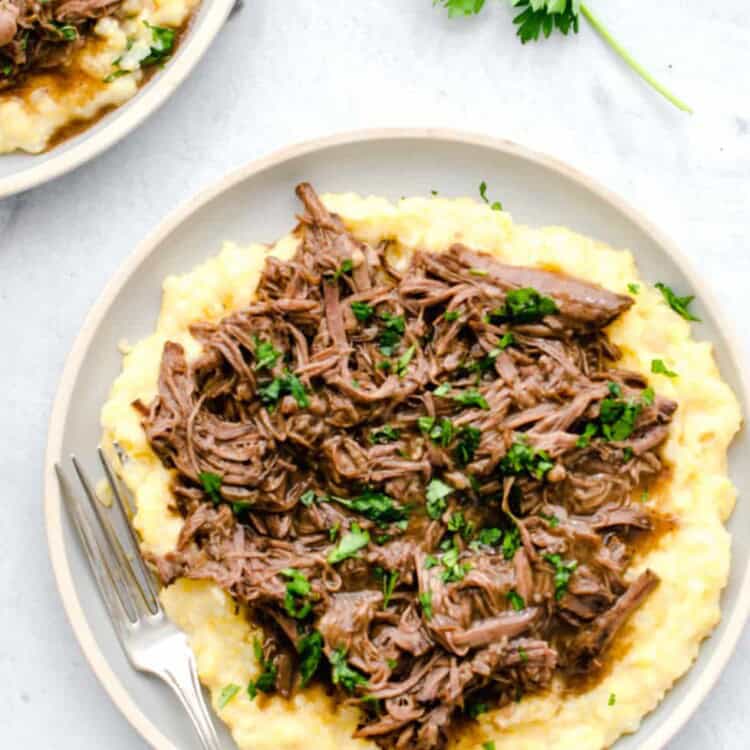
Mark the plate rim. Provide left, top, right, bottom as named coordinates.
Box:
left=44, top=127, right=750, bottom=750
left=0, top=0, right=235, bottom=200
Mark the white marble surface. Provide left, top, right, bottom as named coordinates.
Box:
left=0, top=0, right=748, bottom=747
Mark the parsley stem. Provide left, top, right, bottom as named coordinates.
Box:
left=579, top=3, right=692, bottom=114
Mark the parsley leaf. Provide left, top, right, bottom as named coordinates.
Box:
left=507, top=590, right=525, bottom=611
left=331, top=491, right=409, bottom=525
left=478, top=180, right=503, bottom=210
left=467, top=701, right=488, bottom=719
left=370, top=425, right=401, bottom=444
left=419, top=590, right=434, bottom=619
left=419, top=416, right=455, bottom=447
left=433, top=382, right=452, bottom=397
left=439, top=541, right=472, bottom=582
left=483, top=743, right=497, bottom=750
left=247, top=637, right=277, bottom=698
left=444, top=309, right=461, bottom=322
left=425, top=479, right=454, bottom=519
left=500, top=436, right=553, bottom=480
left=252, top=337, right=281, bottom=371
left=608, top=692, right=617, bottom=706
left=455, top=425, right=481, bottom=465
left=327, top=523, right=370, bottom=564
left=435, top=0, right=485, bottom=17
left=655, top=282, right=701, bottom=322
left=382, top=570, right=399, bottom=607
left=280, top=568, right=313, bottom=619
left=576, top=421, right=599, bottom=448
left=351, top=301, right=374, bottom=322
left=453, top=388, right=489, bottom=409
left=142, top=21, right=175, bottom=67
left=258, top=370, right=309, bottom=408
left=544, top=553, right=578, bottom=600
left=199, top=471, right=223, bottom=504
left=651, top=358, right=678, bottom=378
left=491, top=287, right=558, bottom=323
left=379, top=312, right=406, bottom=355
left=299, top=489, right=324, bottom=507
left=218, top=683, right=240, bottom=709
left=627, top=283, right=640, bottom=294
left=297, top=630, right=323, bottom=687
left=329, top=647, right=369, bottom=693
left=501, top=524, right=521, bottom=560
left=396, top=344, right=416, bottom=376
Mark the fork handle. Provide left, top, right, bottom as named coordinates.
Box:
left=161, top=651, right=223, bottom=750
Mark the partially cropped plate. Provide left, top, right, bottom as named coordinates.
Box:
left=45, top=129, right=750, bottom=750
left=0, top=0, right=234, bottom=200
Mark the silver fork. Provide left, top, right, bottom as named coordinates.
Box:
left=55, top=449, right=222, bottom=750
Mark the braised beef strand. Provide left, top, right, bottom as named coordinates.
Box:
left=141, top=183, right=675, bottom=749
left=0, top=0, right=125, bottom=90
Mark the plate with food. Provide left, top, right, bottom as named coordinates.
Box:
left=0, top=0, right=234, bottom=198
left=45, top=130, right=749, bottom=750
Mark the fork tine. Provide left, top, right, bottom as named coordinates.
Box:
left=98, top=446, right=161, bottom=615
left=112, top=441, right=136, bottom=518
left=71, top=455, right=147, bottom=621
left=55, top=463, right=130, bottom=645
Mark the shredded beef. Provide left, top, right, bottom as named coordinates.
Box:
left=141, top=183, right=675, bottom=749
left=0, top=0, right=125, bottom=90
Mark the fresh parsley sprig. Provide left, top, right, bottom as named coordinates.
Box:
left=435, top=0, right=692, bottom=113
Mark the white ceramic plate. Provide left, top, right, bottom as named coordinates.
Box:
left=0, top=0, right=235, bottom=200
left=45, top=129, right=750, bottom=750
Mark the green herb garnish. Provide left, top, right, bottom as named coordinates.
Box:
left=379, top=312, right=406, bottom=355
left=247, top=637, right=277, bottom=698
left=425, top=479, right=454, bottom=519
left=500, top=436, right=553, bottom=480
left=332, top=491, right=409, bottom=526
left=507, top=590, right=525, bottom=611
left=252, top=337, right=281, bottom=371
left=327, top=523, right=370, bottom=564
left=142, top=21, right=175, bottom=67
left=199, top=471, right=222, bottom=504
left=218, top=683, right=240, bottom=709
left=351, top=301, right=374, bottom=322
left=651, top=358, right=678, bottom=378
left=478, top=180, right=503, bottom=211
left=297, top=630, right=323, bottom=686
left=419, top=590, right=434, bottom=619
left=455, top=425, right=481, bottom=465
left=544, top=553, right=578, bottom=600
left=627, top=283, right=640, bottom=294
left=370, top=425, right=400, bottom=444
left=258, top=370, right=309, bottom=408
left=329, top=647, right=369, bottom=693
left=382, top=570, right=399, bottom=607
left=453, top=388, right=489, bottom=409
left=396, top=344, right=416, bottom=376
left=280, top=568, right=313, bottom=619
left=491, top=287, right=558, bottom=323
left=655, top=282, right=700, bottom=322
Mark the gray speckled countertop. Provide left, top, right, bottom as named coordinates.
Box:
left=0, top=1, right=748, bottom=747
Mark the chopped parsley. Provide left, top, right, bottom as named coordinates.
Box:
left=518, top=645, right=528, bottom=663
left=608, top=692, right=617, bottom=706
left=331, top=490, right=409, bottom=525
left=418, top=416, right=455, bottom=447
left=141, top=21, right=175, bottom=67
left=483, top=742, right=497, bottom=750
left=247, top=637, right=277, bottom=699
left=433, top=383, right=452, bottom=397
left=54, top=23, right=78, bottom=41
left=329, top=648, right=369, bottom=693
left=252, top=337, right=281, bottom=371
left=544, top=553, right=578, bottom=600
left=418, top=590, right=434, bottom=619
left=466, top=700, right=488, bottom=719
left=540, top=513, right=560, bottom=528
left=627, top=283, right=640, bottom=294
left=327, top=523, right=370, bottom=564
left=491, top=287, right=558, bottom=323
left=474, top=527, right=502, bottom=547
left=370, top=425, right=401, bottom=444
left=501, top=524, right=521, bottom=560
left=199, top=471, right=222, bottom=504
left=299, top=489, right=324, bottom=507
left=455, top=425, right=481, bottom=465
left=507, top=590, right=525, bottom=611
left=382, top=571, right=399, bottom=607
left=217, top=683, right=240, bottom=709
left=351, top=301, right=374, bottom=322
left=478, top=181, right=503, bottom=211
left=258, top=370, right=309, bottom=408
left=440, top=542, right=472, bottom=582
left=297, top=630, right=323, bottom=686
left=331, top=258, right=354, bottom=280
left=396, top=345, right=416, bottom=376
left=447, top=511, right=474, bottom=540
left=379, top=312, right=406, bottom=355
left=655, top=282, right=701, bottom=322
left=424, top=554, right=439, bottom=569
left=444, top=310, right=461, bottom=322
left=500, top=436, right=553, bottom=480
left=280, top=568, right=313, bottom=619
left=453, top=388, right=489, bottom=409
left=576, top=421, right=599, bottom=448
left=651, top=358, right=678, bottom=378
left=425, top=479, right=454, bottom=519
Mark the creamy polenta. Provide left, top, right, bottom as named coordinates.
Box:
left=100, top=194, right=741, bottom=750
left=0, top=0, right=198, bottom=154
